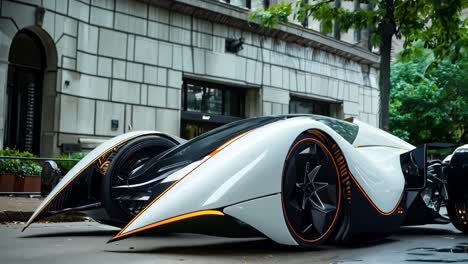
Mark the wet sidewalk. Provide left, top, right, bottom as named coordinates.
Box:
left=0, top=195, right=43, bottom=222
left=0, top=195, right=43, bottom=211
left=0, top=195, right=86, bottom=222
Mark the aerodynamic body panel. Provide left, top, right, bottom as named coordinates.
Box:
left=351, top=119, right=414, bottom=150
left=223, top=194, right=298, bottom=246
left=113, top=117, right=405, bottom=241
left=24, top=131, right=184, bottom=230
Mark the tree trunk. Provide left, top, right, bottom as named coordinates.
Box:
left=379, top=29, right=392, bottom=131
left=378, top=0, right=395, bottom=131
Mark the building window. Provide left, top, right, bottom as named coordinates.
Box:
left=220, top=0, right=269, bottom=9
left=186, top=85, right=223, bottom=115
left=183, top=81, right=245, bottom=117
left=333, top=0, right=341, bottom=40
left=353, top=0, right=361, bottom=43
left=181, top=79, right=246, bottom=139
left=289, top=97, right=331, bottom=116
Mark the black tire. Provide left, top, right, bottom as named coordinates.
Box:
left=446, top=151, right=468, bottom=233
left=101, top=135, right=178, bottom=225
left=281, top=130, right=342, bottom=248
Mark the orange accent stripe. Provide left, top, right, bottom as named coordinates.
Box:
left=112, top=210, right=224, bottom=240
left=23, top=134, right=146, bottom=231
left=341, top=176, right=350, bottom=183
left=208, top=131, right=251, bottom=157
left=308, top=130, right=326, bottom=141
left=355, top=145, right=408, bottom=150
left=329, top=137, right=402, bottom=216
left=112, top=130, right=252, bottom=240
left=302, top=130, right=403, bottom=217
left=348, top=171, right=402, bottom=216
left=113, top=158, right=208, bottom=239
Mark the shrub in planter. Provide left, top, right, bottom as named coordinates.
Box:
left=53, top=152, right=86, bottom=174
left=0, top=148, right=42, bottom=192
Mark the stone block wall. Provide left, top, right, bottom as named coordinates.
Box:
left=0, top=0, right=380, bottom=153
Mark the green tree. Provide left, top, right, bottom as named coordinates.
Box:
left=249, top=0, right=467, bottom=130
left=390, top=44, right=468, bottom=145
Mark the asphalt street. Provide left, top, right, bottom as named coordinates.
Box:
left=1, top=221, right=468, bottom=264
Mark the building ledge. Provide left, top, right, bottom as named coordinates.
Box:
left=140, top=0, right=380, bottom=67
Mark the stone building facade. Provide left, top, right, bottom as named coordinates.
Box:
left=0, top=0, right=380, bottom=156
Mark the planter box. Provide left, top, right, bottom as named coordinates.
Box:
left=0, top=173, right=41, bottom=192
left=0, top=173, right=16, bottom=192
left=18, top=175, right=41, bottom=192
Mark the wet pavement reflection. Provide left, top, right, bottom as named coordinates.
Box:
left=407, top=243, right=468, bottom=263
left=1, top=222, right=468, bottom=263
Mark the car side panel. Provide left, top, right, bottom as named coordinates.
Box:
left=351, top=119, right=414, bottom=150
left=114, top=117, right=405, bottom=242
left=223, top=194, right=298, bottom=245
left=24, top=131, right=183, bottom=230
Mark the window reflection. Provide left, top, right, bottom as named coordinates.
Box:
left=186, top=84, right=223, bottom=115
left=289, top=98, right=330, bottom=116
left=230, top=0, right=247, bottom=8
left=251, top=0, right=265, bottom=9
left=183, top=80, right=245, bottom=118
left=219, top=0, right=268, bottom=9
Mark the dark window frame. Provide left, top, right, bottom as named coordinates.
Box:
left=181, top=78, right=247, bottom=140
left=222, top=0, right=270, bottom=9
left=182, top=79, right=246, bottom=119
left=289, top=96, right=332, bottom=116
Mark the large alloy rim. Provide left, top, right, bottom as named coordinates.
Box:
left=282, top=138, right=340, bottom=242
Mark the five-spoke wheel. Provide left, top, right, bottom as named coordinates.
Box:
left=282, top=131, right=341, bottom=247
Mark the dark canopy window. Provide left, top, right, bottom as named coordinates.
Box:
left=310, top=115, right=359, bottom=144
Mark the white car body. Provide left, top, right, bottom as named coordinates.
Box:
left=25, top=115, right=423, bottom=247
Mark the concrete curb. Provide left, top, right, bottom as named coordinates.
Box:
left=0, top=211, right=88, bottom=222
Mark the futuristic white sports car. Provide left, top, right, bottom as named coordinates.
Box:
left=23, top=115, right=468, bottom=248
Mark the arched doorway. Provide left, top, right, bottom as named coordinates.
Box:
left=5, top=27, right=57, bottom=155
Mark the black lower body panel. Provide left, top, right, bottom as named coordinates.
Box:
left=334, top=178, right=406, bottom=245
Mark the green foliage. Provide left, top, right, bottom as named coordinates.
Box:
left=249, top=0, right=466, bottom=59
left=248, top=2, right=292, bottom=27
left=53, top=152, right=86, bottom=172
left=0, top=149, right=86, bottom=176
left=0, top=148, right=42, bottom=176
left=390, top=45, right=468, bottom=145
left=250, top=0, right=467, bottom=129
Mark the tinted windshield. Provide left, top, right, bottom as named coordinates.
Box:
left=137, top=114, right=357, bottom=177
left=154, top=116, right=283, bottom=169
left=164, top=115, right=358, bottom=163
left=128, top=116, right=283, bottom=184
left=286, top=115, right=359, bottom=144
left=310, top=115, right=359, bottom=144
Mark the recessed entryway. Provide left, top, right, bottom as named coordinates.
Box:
left=4, top=26, right=57, bottom=156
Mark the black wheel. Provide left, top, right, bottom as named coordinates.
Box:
left=282, top=131, right=342, bottom=248
left=446, top=151, right=468, bottom=233
left=101, top=135, right=177, bottom=225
